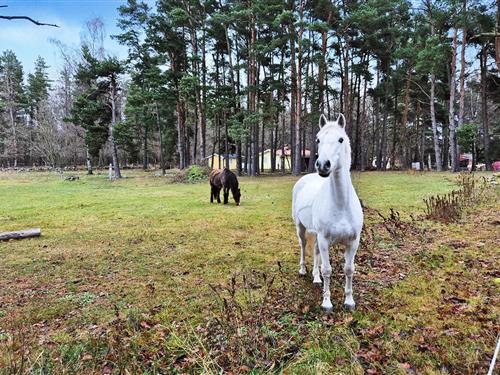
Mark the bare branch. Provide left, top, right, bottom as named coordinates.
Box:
left=410, top=79, right=431, bottom=100
left=0, top=15, right=59, bottom=27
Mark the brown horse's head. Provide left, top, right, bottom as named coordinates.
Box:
left=233, top=187, right=241, bottom=206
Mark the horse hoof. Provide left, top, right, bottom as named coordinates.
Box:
left=344, top=303, right=355, bottom=312
left=322, top=305, right=333, bottom=313
left=313, top=281, right=322, bottom=288
left=298, top=269, right=307, bottom=276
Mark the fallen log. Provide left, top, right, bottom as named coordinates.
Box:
left=0, top=228, right=41, bottom=241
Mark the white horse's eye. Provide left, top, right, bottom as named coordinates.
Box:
left=316, top=138, right=320, bottom=144
left=339, top=137, right=344, bottom=143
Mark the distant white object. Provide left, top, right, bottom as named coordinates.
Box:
left=108, top=163, right=113, bottom=180
left=371, top=157, right=391, bottom=169
left=411, top=162, right=420, bottom=170
left=476, top=163, right=485, bottom=171
left=292, top=114, right=363, bottom=313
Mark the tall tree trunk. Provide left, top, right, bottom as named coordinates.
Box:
left=426, top=0, right=442, bottom=171
left=176, top=100, right=186, bottom=169
left=8, top=106, right=18, bottom=168
left=110, top=78, right=122, bottom=178
left=86, top=146, right=93, bottom=175
left=290, top=3, right=301, bottom=175
left=373, top=66, right=380, bottom=169
left=155, top=102, right=165, bottom=175
left=400, top=67, right=412, bottom=168
left=430, top=73, right=442, bottom=171
left=449, top=27, right=459, bottom=172
left=360, top=73, right=368, bottom=170
left=289, top=34, right=296, bottom=173
left=142, top=112, right=148, bottom=170
left=417, top=101, right=425, bottom=170
left=457, top=2, right=467, bottom=132
left=379, top=92, right=388, bottom=170
left=224, top=111, right=229, bottom=169
left=201, top=24, right=207, bottom=162
left=341, top=37, right=351, bottom=128
left=183, top=0, right=205, bottom=163
left=248, top=11, right=258, bottom=176
left=353, top=64, right=362, bottom=170
left=480, top=45, right=490, bottom=170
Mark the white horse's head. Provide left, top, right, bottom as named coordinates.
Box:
left=315, top=114, right=351, bottom=177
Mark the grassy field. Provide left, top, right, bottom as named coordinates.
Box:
left=0, top=170, right=498, bottom=374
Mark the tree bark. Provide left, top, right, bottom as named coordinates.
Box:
left=449, top=27, right=459, bottom=172
left=110, top=76, right=122, bottom=178
left=290, top=1, right=301, bottom=176
left=155, top=102, right=165, bottom=175
left=141, top=112, right=148, bottom=170
left=457, top=3, right=467, bottom=131
left=400, top=67, right=412, bottom=168
left=430, top=73, right=442, bottom=171
left=425, top=0, right=442, bottom=171
left=86, top=146, right=93, bottom=175
left=176, top=100, right=186, bottom=169
left=480, top=46, right=490, bottom=170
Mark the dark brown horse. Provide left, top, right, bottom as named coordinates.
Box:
left=209, top=168, right=241, bottom=205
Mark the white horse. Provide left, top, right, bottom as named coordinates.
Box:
left=292, top=114, right=363, bottom=312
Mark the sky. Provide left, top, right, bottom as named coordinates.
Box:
left=0, top=0, right=146, bottom=80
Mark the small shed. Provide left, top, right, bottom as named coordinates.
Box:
left=205, top=153, right=240, bottom=170
left=259, top=146, right=311, bottom=172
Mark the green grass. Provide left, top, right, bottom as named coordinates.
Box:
left=0, top=170, right=498, bottom=374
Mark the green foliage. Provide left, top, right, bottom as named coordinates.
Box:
left=26, top=56, right=51, bottom=116
left=0, top=50, right=25, bottom=109
left=456, top=123, right=478, bottom=153
left=114, top=120, right=140, bottom=163
left=186, top=164, right=208, bottom=183
left=416, top=35, right=448, bottom=76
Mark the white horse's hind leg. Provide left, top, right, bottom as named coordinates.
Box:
left=312, top=238, right=322, bottom=286
left=343, top=237, right=360, bottom=311
left=317, top=234, right=333, bottom=312
left=296, top=224, right=307, bottom=276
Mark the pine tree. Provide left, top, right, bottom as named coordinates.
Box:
left=0, top=50, right=25, bottom=167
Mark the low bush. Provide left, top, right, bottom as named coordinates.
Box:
left=186, top=165, right=209, bottom=183
left=423, top=173, right=492, bottom=222
left=166, top=165, right=210, bottom=184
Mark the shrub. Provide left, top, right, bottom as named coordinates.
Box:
left=166, top=165, right=210, bottom=184
left=186, top=165, right=208, bottom=183
left=423, top=173, right=492, bottom=222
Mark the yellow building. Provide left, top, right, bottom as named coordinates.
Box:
left=205, top=153, right=239, bottom=170
left=206, top=148, right=311, bottom=172
left=259, top=146, right=311, bottom=172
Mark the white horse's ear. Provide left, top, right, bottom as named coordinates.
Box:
left=336, top=113, right=346, bottom=128
left=319, top=114, right=327, bottom=129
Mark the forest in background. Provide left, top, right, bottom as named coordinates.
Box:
left=0, top=0, right=499, bottom=176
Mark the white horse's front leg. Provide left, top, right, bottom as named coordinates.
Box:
left=296, top=224, right=307, bottom=276
left=344, top=237, right=360, bottom=311
left=317, top=234, right=332, bottom=312
left=312, top=238, right=322, bottom=286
